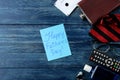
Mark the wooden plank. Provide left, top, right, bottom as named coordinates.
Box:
left=0, top=24, right=93, bottom=68
left=0, top=68, right=92, bottom=80
left=0, top=24, right=91, bottom=43
left=0, top=8, right=83, bottom=24
left=0, top=0, right=83, bottom=24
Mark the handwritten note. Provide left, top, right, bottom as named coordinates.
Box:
left=40, top=24, right=71, bottom=61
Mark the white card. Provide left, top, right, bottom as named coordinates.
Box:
left=54, top=0, right=81, bottom=16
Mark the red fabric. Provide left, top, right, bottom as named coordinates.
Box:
left=89, top=14, right=120, bottom=43
left=90, top=29, right=108, bottom=43
left=98, top=25, right=120, bottom=41
left=115, top=14, right=120, bottom=20
left=110, top=25, right=120, bottom=34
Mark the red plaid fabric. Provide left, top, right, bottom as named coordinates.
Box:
left=89, top=14, right=120, bottom=43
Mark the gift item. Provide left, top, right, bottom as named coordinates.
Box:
left=89, top=14, right=120, bottom=43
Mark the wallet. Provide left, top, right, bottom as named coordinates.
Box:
left=78, top=0, right=120, bottom=25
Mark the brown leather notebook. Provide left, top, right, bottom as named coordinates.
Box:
left=78, top=0, right=120, bottom=25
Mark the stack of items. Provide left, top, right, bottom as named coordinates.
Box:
left=55, top=0, right=120, bottom=43
left=54, top=0, right=120, bottom=80
left=78, top=0, right=120, bottom=43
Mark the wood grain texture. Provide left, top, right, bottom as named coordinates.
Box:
left=0, top=24, right=93, bottom=80
left=0, top=0, right=119, bottom=80
left=0, top=0, right=83, bottom=24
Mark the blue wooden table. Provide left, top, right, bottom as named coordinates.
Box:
left=0, top=0, right=120, bottom=80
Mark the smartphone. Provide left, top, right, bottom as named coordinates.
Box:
left=91, top=66, right=119, bottom=80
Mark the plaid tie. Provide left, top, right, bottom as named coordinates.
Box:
left=89, top=14, right=120, bottom=43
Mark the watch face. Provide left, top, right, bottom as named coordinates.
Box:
left=92, top=67, right=115, bottom=80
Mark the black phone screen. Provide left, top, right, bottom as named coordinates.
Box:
left=92, top=67, right=116, bottom=80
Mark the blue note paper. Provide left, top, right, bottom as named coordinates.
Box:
left=40, top=24, right=71, bottom=61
